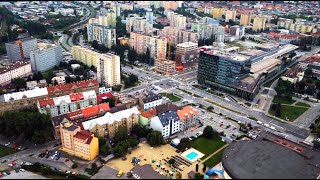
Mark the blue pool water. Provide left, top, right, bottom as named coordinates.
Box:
left=186, top=151, right=199, bottom=161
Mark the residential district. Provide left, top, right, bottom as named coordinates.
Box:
left=0, top=1, right=320, bottom=179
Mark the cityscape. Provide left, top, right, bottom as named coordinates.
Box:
left=0, top=0, right=320, bottom=179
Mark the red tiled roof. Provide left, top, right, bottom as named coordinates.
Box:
left=47, top=79, right=99, bottom=95
left=98, top=103, right=110, bottom=112
left=69, top=93, right=84, bottom=102
left=177, top=106, right=198, bottom=121
left=141, top=109, right=157, bottom=119
left=38, top=98, right=55, bottom=108
left=81, top=106, right=99, bottom=119
left=74, top=130, right=92, bottom=141
left=304, top=55, right=320, bottom=63
left=67, top=109, right=83, bottom=121
left=97, top=92, right=114, bottom=103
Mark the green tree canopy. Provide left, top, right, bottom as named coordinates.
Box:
left=203, top=126, right=215, bottom=139
left=147, top=130, right=164, bottom=147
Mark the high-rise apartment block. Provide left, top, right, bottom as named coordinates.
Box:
left=163, top=26, right=198, bottom=45
left=145, top=9, right=154, bottom=24
left=253, top=17, right=266, bottom=32
left=0, top=61, right=32, bottom=85
left=170, top=13, right=187, bottom=29
left=240, top=13, right=252, bottom=26
left=129, top=32, right=167, bottom=60
left=164, top=1, right=178, bottom=11
left=229, top=25, right=245, bottom=37
left=225, top=10, right=236, bottom=22
left=60, top=122, right=99, bottom=160
left=126, top=15, right=153, bottom=34
left=213, top=7, right=224, bottom=19
left=71, top=46, right=121, bottom=86
left=87, top=18, right=116, bottom=48
left=30, top=45, right=63, bottom=72
left=5, top=38, right=37, bottom=62
left=175, top=42, right=199, bottom=67
left=191, top=22, right=225, bottom=43
left=97, top=12, right=116, bottom=28
left=96, top=53, right=121, bottom=86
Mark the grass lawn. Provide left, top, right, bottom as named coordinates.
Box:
left=203, top=147, right=227, bottom=167
left=272, top=95, right=296, bottom=105
left=191, top=136, right=226, bottom=160
left=295, top=102, right=311, bottom=108
left=0, top=144, right=15, bottom=158
left=177, top=88, right=202, bottom=98
left=192, top=84, right=207, bottom=90
left=160, top=93, right=181, bottom=102
left=269, top=105, right=308, bottom=121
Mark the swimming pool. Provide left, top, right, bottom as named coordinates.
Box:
left=181, top=148, right=205, bottom=163
left=186, top=152, right=199, bottom=161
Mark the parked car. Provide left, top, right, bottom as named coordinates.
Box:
left=4, top=142, right=10, bottom=147
left=117, top=170, right=124, bottom=177
left=20, top=169, right=25, bottom=172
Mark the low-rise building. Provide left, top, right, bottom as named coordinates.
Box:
left=149, top=110, right=180, bottom=138
left=60, top=122, right=99, bottom=160
left=281, top=66, right=304, bottom=84
left=139, top=109, right=157, bottom=126
left=82, top=106, right=140, bottom=138
left=155, top=59, right=176, bottom=75
left=139, top=92, right=163, bottom=111
left=177, top=106, right=199, bottom=132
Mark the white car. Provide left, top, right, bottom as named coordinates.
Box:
left=257, top=121, right=263, bottom=125
left=5, top=142, right=10, bottom=146
left=51, top=156, right=55, bottom=159
left=264, top=123, right=270, bottom=128
left=20, top=169, right=25, bottom=172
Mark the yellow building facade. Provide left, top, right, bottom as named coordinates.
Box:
left=253, top=17, right=266, bottom=32
left=240, top=14, right=252, bottom=26
left=213, top=7, right=224, bottom=19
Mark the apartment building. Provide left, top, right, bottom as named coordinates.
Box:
left=71, top=46, right=120, bottom=86
left=149, top=110, right=180, bottom=138
left=191, top=22, right=225, bottom=42
left=175, top=42, right=199, bottom=67
left=203, top=17, right=219, bottom=25
left=204, top=6, right=214, bottom=15
left=96, top=53, right=121, bottom=86
left=87, top=18, right=116, bottom=48
left=170, top=13, right=187, bottom=29
left=277, top=18, right=317, bottom=34
left=163, top=26, right=198, bottom=45
left=240, top=13, right=252, bottom=26
left=30, top=45, right=63, bottom=72
left=97, top=12, right=116, bottom=28
left=155, top=58, right=176, bottom=74
left=177, top=106, right=199, bottom=132
left=5, top=38, right=37, bottom=62
left=47, top=79, right=100, bottom=98
left=213, top=7, right=224, bottom=19
left=139, top=92, right=163, bottom=111
left=253, top=17, right=266, bottom=32
left=225, top=10, right=236, bottom=22
left=164, top=1, right=178, bottom=11
left=129, top=32, right=167, bottom=60
left=82, top=107, right=140, bottom=138
left=145, top=9, right=154, bottom=24
left=0, top=61, right=32, bottom=86
left=229, top=25, right=245, bottom=37
left=37, top=90, right=97, bottom=117
left=60, top=122, right=99, bottom=160
left=126, top=15, right=153, bottom=34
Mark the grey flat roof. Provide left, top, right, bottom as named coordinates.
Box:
left=222, top=140, right=320, bottom=179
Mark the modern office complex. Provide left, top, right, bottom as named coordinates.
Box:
left=87, top=17, right=117, bottom=48
left=30, top=45, right=63, bottom=72
left=126, top=15, right=153, bottom=34
left=5, top=38, right=37, bottom=62
left=129, top=32, right=167, bottom=60
left=197, top=44, right=298, bottom=100
left=175, top=42, right=199, bottom=67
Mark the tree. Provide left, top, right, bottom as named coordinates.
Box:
left=194, top=173, right=204, bottom=179
left=113, top=143, right=127, bottom=157
left=177, top=137, right=191, bottom=151
left=114, top=127, right=129, bottom=142
left=305, top=68, right=313, bottom=77
left=203, top=126, right=215, bottom=139
left=168, top=158, right=175, bottom=167
left=12, top=78, right=26, bottom=90
left=128, top=138, right=139, bottom=148
left=91, top=162, right=97, bottom=170
left=100, top=97, right=116, bottom=108
left=203, top=164, right=207, bottom=173
left=131, top=124, right=151, bottom=138
left=147, top=130, right=164, bottom=147
left=176, top=172, right=182, bottom=179
left=195, top=164, right=199, bottom=172
left=71, top=163, right=78, bottom=169
left=207, top=106, right=214, bottom=112
left=128, top=48, right=138, bottom=63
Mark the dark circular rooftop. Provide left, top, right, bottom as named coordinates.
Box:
left=222, top=140, right=320, bottom=179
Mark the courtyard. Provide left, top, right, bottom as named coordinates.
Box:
left=106, top=142, right=205, bottom=179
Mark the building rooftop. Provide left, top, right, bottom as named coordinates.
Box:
left=283, top=66, right=304, bottom=78
left=1, top=87, right=48, bottom=102
left=155, top=103, right=182, bottom=115
left=177, top=106, right=198, bottom=121
left=143, top=92, right=162, bottom=103
left=141, top=109, right=157, bottom=119
left=0, top=61, right=31, bottom=74
left=222, top=132, right=320, bottom=179
left=158, top=110, right=180, bottom=127
left=47, top=79, right=99, bottom=95
left=129, top=164, right=167, bottom=179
